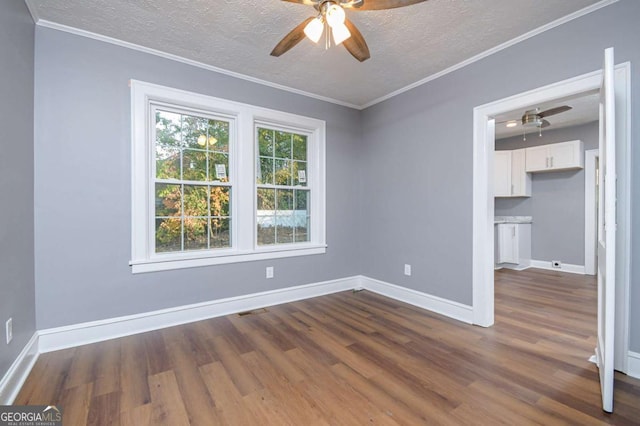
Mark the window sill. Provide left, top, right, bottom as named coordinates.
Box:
left=130, top=245, right=327, bottom=274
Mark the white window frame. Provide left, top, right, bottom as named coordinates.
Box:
left=130, top=80, right=326, bottom=273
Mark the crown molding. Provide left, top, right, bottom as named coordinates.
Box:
left=360, top=0, right=619, bottom=109
left=28, top=0, right=618, bottom=110
left=33, top=19, right=361, bottom=111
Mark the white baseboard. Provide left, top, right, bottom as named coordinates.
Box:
left=39, top=276, right=361, bottom=353
left=529, top=260, right=586, bottom=275
left=38, top=274, right=473, bottom=353
left=0, top=333, right=39, bottom=404
left=360, top=276, right=473, bottom=324
left=628, top=351, right=640, bottom=379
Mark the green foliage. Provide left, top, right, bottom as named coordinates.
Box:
left=154, top=109, right=232, bottom=252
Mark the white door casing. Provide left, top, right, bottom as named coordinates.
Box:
left=472, top=57, right=630, bottom=376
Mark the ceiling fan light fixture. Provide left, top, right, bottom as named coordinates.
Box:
left=304, top=16, right=324, bottom=43
left=331, top=22, right=351, bottom=45
left=325, top=3, right=346, bottom=28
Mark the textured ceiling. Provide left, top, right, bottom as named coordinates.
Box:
left=27, top=0, right=604, bottom=108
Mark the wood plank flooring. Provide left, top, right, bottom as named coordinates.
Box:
left=16, top=268, right=640, bottom=425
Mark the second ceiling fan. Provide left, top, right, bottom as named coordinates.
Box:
left=271, top=0, right=427, bottom=62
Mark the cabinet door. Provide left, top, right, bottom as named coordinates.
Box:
left=497, top=224, right=519, bottom=264
left=511, top=148, right=531, bottom=196
left=494, top=151, right=512, bottom=197
left=525, top=145, right=549, bottom=172
left=549, top=140, right=583, bottom=169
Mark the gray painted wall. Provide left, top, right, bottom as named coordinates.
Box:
left=27, top=0, right=640, bottom=355
left=495, top=122, right=599, bottom=266
left=0, top=0, right=36, bottom=379
left=34, top=27, right=362, bottom=329
left=360, top=0, right=640, bottom=351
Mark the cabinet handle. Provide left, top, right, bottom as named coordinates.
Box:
left=546, top=157, right=549, bottom=168
left=511, top=184, right=514, bottom=195
left=551, top=156, right=554, bottom=168
left=512, top=227, right=516, bottom=237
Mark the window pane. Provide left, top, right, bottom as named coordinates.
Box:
left=155, top=184, right=181, bottom=216
left=275, top=131, right=292, bottom=158
left=274, top=159, right=292, bottom=186
left=210, top=186, right=230, bottom=217
left=293, top=161, right=307, bottom=186
left=156, top=147, right=180, bottom=180
left=182, top=115, right=208, bottom=148
left=183, top=185, right=208, bottom=217
left=208, top=153, right=229, bottom=182
left=208, top=120, right=229, bottom=153
left=184, top=218, right=208, bottom=251
left=211, top=217, right=231, bottom=248
left=276, top=189, right=294, bottom=244
left=258, top=128, right=274, bottom=156
left=257, top=219, right=275, bottom=245
left=257, top=188, right=275, bottom=246
left=295, top=190, right=310, bottom=243
left=257, top=157, right=274, bottom=185
left=156, top=218, right=182, bottom=253
left=182, top=149, right=207, bottom=181
left=292, top=134, right=307, bottom=161
left=155, top=110, right=182, bottom=148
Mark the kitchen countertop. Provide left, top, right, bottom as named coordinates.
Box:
left=494, top=216, right=533, bottom=224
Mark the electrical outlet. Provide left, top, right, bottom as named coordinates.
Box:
left=404, top=264, right=412, bottom=276
left=6, top=318, right=12, bottom=344
left=266, top=266, right=274, bottom=279
left=552, top=260, right=562, bottom=269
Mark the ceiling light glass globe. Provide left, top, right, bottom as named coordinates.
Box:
left=326, top=4, right=346, bottom=28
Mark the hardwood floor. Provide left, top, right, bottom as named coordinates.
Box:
left=16, top=268, right=640, bottom=425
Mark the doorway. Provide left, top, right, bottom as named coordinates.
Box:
left=471, top=63, right=631, bottom=374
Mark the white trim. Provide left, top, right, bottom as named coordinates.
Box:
left=38, top=276, right=361, bottom=353
left=627, top=352, right=640, bottom=379
left=473, top=63, right=631, bottom=368
left=360, top=276, right=473, bottom=324
left=27, top=0, right=617, bottom=110
left=360, top=0, right=619, bottom=109
left=0, top=333, right=39, bottom=405
left=130, top=80, right=326, bottom=273
left=32, top=20, right=360, bottom=110
left=584, top=149, right=598, bottom=276
left=38, top=274, right=474, bottom=353
left=529, top=260, right=586, bottom=275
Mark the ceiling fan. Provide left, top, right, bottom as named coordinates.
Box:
left=271, top=0, right=428, bottom=62
left=499, top=105, right=572, bottom=140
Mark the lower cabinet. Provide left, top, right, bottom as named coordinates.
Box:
left=495, top=223, right=531, bottom=269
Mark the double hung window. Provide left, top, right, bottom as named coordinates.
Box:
left=131, top=81, right=325, bottom=273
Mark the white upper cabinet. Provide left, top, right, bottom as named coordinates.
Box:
left=510, top=149, right=531, bottom=197
left=525, top=140, right=584, bottom=173
left=494, top=151, right=511, bottom=197
left=494, top=149, right=531, bottom=198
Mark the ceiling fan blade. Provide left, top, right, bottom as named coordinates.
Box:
left=343, top=18, right=370, bottom=62
left=538, top=105, right=572, bottom=118
left=541, top=119, right=551, bottom=128
left=350, top=0, right=428, bottom=10
left=270, top=17, right=315, bottom=57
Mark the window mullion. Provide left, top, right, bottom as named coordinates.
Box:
left=235, top=110, right=254, bottom=251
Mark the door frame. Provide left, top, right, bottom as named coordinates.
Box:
left=471, top=63, right=631, bottom=373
